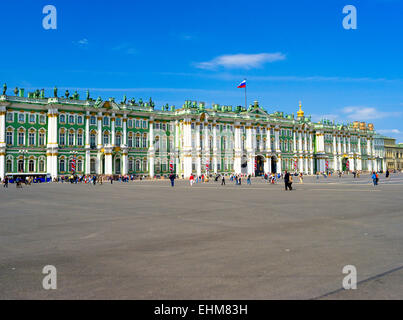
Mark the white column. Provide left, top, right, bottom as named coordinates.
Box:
left=85, top=112, right=91, bottom=175
left=357, top=136, right=362, bottom=170
left=266, top=126, right=272, bottom=152
left=293, top=130, right=297, bottom=153
left=0, top=107, right=6, bottom=180
left=333, top=135, right=338, bottom=171
left=234, top=122, right=242, bottom=174
left=111, top=113, right=116, bottom=146
left=121, top=148, right=128, bottom=175
left=122, top=116, right=127, bottom=146
left=97, top=112, right=102, bottom=148
left=175, top=120, right=180, bottom=175
left=246, top=125, right=254, bottom=175
left=46, top=108, right=58, bottom=178
left=182, top=118, right=192, bottom=178
left=213, top=122, right=218, bottom=174
left=367, top=137, right=373, bottom=172
left=196, top=121, right=201, bottom=176
left=148, top=118, right=155, bottom=178
left=104, top=147, right=113, bottom=175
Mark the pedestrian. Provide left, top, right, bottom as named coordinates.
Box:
left=189, top=174, right=194, bottom=186
left=169, top=173, right=175, bottom=187
left=3, top=176, right=9, bottom=188
left=372, top=171, right=378, bottom=186
left=299, top=172, right=303, bottom=184
left=284, top=170, right=290, bottom=191
left=221, top=175, right=225, bottom=186
left=385, top=169, right=390, bottom=179
left=247, top=174, right=251, bottom=185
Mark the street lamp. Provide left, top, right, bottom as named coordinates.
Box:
left=18, top=149, right=28, bottom=173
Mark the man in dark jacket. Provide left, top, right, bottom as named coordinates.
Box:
left=284, top=171, right=290, bottom=191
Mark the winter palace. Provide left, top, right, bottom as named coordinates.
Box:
left=0, top=85, right=386, bottom=180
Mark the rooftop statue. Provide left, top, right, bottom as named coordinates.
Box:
left=86, top=90, right=90, bottom=100
left=40, top=89, right=45, bottom=98
left=95, top=96, right=102, bottom=106
left=65, top=90, right=70, bottom=98
left=149, top=97, right=154, bottom=107
left=35, top=89, right=40, bottom=98
left=54, top=86, right=58, bottom=97
left=130, top=98, right=135, bottom=105
left=14, top=87, right=19, bottom=96
left=138, top=98, right=143, bottom=106
left=2, top=83, right=7, bottom=95
left=123, top=95, right=127, bottom=104
left=73, top=91, right=79, bottom=100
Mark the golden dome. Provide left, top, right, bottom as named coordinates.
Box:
left=297, top=101, right=304, bottom=118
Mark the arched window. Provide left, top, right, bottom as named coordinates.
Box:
left=59, top=114, right=66, bottom=123
left=115, top=133, right=121, bottom=146
left=143, top=159, right=147, bottom=171
left=103, top=116, right=109, bottom=126
left=59, top=129, right=65, bottom=146
left=90, top=132, right=96, bottom=148
left=135, top=160, right=141, bottom=172
left=128, top=133, right=133, bottom=147
left=142, top=134, right=147, bottom=148
left=68, top=130, right=75, bottom=146
left=128, top=158, right=134, bottom=172
left=29, top=159, right=35, bottom=172
left=77, top=130, right=83, bottom=146
left=135, top=136, right=140, bottom=148
left=18, top=159, right=24, bottom=172
left=103, top=132, right=109, bottom=145
left=77, top=159, right=83, bottom=172
left=90, top=158, right=96, bottom=173
left=6, top=159, right=12, bottom=172
left=59, top=159, right=65, bottom=172
left=39, top=159, right=45, bottom=172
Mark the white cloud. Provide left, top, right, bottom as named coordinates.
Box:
left=342, top=106, right=402, bottom=120
left=112, top=43, right=137, bottom=55
left=377, top=129, right=401, bottom=134
left=194, top=53, right=286, bottom=70
left=73, top=38, right=89, bottom=47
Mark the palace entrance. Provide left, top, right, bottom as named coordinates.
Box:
left=271, top=156, right=277, bottom=173
left=255, top=155, right=264, bottom=176
left=241, top=155, right=248, bottom=174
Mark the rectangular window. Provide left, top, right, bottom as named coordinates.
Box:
left=28, top=132, right=35, bottom=145
left=116, top=118, right=122, bottom=127
left=6, top=131, right=13, bottom=145
left=142, top=136, right=147, bottom=148
left=29, top=114, right=36, bottom=123
left=69, top=115, right=75, bottom=124
left=90, top=116, right=96, bottom=125
left=18, top=113, right=25, bottom=123
left=136, top=120, right=140, bottom=128
left=59, top=133, right=65, bottom=145
left=103, top=117, right=109, bottom=126
left=77, top=134, right=83, bottom=146
left=6, top=112, right=13, bottom=122
left=39, top=132, right=45, bottom=146
left=18, top=132, right=24, bottom=145
left=142, top=120, right=147, bottom=129
left=77, top=116, right=83, bottom=125
left=39, top=115, right=46, bottom=124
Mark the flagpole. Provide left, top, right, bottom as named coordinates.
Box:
left=244, top=78, right=247, bottom=110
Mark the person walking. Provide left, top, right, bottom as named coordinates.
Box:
left=385, top=169, right=390, bottom=179
left=299, top=172, right=303, bottom=184
left=3, top=176, right=9, bottom=188
left=284, top=170, right=290, bottom=191
left=189, top=174, right=194, bottom=186
left=169, top=173, right=175, bottom=187
left=372, top=171, right=378, bottom=186
left=221, top=175, right=225, bottom=186
left=247, top=174, right=251, bottom=185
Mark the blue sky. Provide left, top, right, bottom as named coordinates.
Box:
left=1, top=0, right=402, bottom=140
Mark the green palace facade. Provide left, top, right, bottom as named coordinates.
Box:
left=0, top=85, right=385, bottom=180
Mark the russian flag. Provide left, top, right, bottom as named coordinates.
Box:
left=237, top=79, right=246, bottom=88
